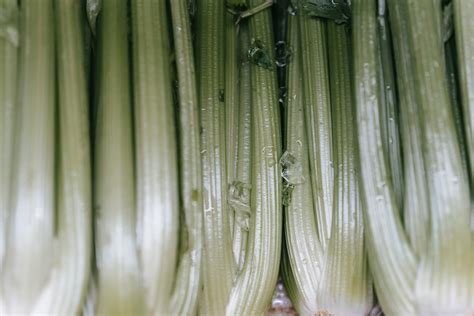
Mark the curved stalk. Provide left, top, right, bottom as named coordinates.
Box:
left=353, top=1, right=417, bottom=314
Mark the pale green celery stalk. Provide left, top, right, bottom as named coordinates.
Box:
left=0, top=0, right=17, bottom=273
left=452, top=3, right=474, bottom=308
left=298, top=11, right=333, bottom=249
left=376, top=0, right=403, bottom=210
left=282, top=14, right=322, bottom=315
left=131, top=1, right=179, bottom=314
left=230, top=22, right=252, bottom=272
left=169, top=0, right=203, bottom=314
left=281, top=243, right=312, bottom=316
left=226, top=1, right=282, bottom=313
left=1, top=0, right=55, bottom=313
left=29, top=0, right=92, bottom=314
left=405, top=1, right=471, bottom=313
left=197, top=1, right=234, bottom=314
left=225, top=11, right=240, bottom=241
left=387, top=0, right=430, bottom=259
left=318, top=21, right=373, bottom=315
left=353, top=1, right=417, bottom=315
left=94, top=0, right=144, bottom=314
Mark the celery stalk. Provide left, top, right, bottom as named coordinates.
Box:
left=298, top=11, right=333, bottom=249
left=319, top=20, right=373, bottom=315
left=354, top=1, right=417, bottom=314
left=230, top=22, right=252, bottom=272
left=377, top=0, right=403, bottom=210
left=197, top=0, right=234, bottom=314
left=405, top=1, right=471, bottom=313
left=131, top=1, right=179, bottom=314
left=170, top=0, right=203, bottom=314
left=282, top=14, right=322, bottom=315
left=453, top=0, right=474, bottom=187
left=31, top=0, right=92, bottom=313
left=226, top=0, right=282, bottom=313
left=94, top=0, right=144, bottom=313
left=0, top=0, right=17, bottom=273
left=387, top=0, right=430, bottom=258
left=225, top=11, right=240, bottom=241
left=1, top=0, right=56, bottom=312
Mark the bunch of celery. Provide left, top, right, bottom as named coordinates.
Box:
left=354, top=0, right=472, bottom=315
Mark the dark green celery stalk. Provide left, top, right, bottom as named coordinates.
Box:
left=170, top=0, right=203, bottom=314
left=354, top=1, right=417, bottom=315
left=94, top=0, right=144, bottom=313
left=387, top=0, right=430, bottom=259
left=226, top=0, right=282, bottom=313
left=282, top=14, right=322, bottom=315
left=319, top=21, right=372, bottom=315
left=230, top=22, right=252, bottom=273
left=197, top=0, right=234, bottom=314
left=298, top=10, right=333, bottom=250
left=1, top=0, right=56, bottom=313
left=0, top=0, right=18, bottom=274
left=405, top=1, right=471, bottom=313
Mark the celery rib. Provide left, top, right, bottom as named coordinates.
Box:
left=405, top=1, right=471, bottom=313
left=387, top=0, right=430, bottom=259
left=319, top=21, right=373, bottom=315
left=225, top=11, right=240, bottom=243
left=283, top=14, right=322, bottom=315
left=170, top=0, right=203, bottom=314
left=226, top=1, right=282, bottom=313
left=353, top=1, right=417, bottom=315
left=1, top=0, right=56, bottom=312
left=197, top=0, right=234, bottom=314
left=377, top=1, right=403, bottom=210
left=31, top=0, right=92, bottom=313
left=131, top=1, right=179, bottom=314
left=0, top=0, right=17, bottom=274
left=231, top=22, right=252, bottom=272
left=298, top=12, right=333, bottom=250
left=453, top=0, right=474, bottom=190
left=94, top=0, right=144, bottom=313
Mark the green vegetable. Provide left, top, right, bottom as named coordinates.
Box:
left=354, top=1, right=417, bottom=314
left=197, top=1, right=234, bottom=314
left=283, top=14, right=322, bottom=314
left=131, top=0, right=179, bottom=314
left=230, top=22, right=252, bottom=272
left=405, top=1, right=470, bottom=313
left=94, top=0, right=144, bottom=313
left=226, top=0, right=282, bottom=313
left=170, top=0, right=203, bottom=313
left=298, top=11, right=333, bottom=250
left=387, top=0, right=430, bottom=258
left=1, top=0, right=56, bottom=312
left=0, top=0, right=17, bottom=274
left=355, top=1, right=472, bottom=314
